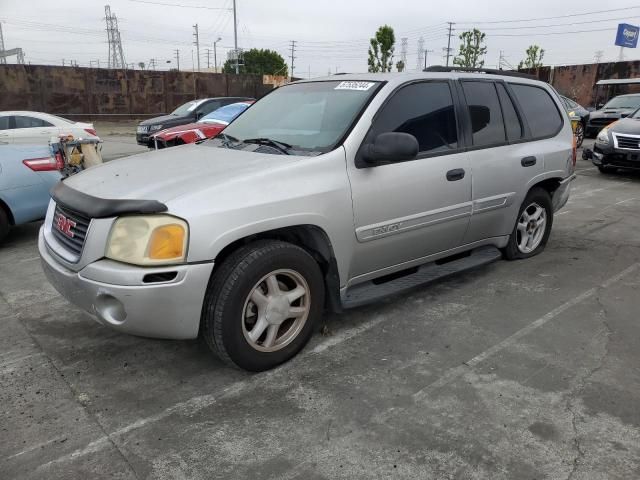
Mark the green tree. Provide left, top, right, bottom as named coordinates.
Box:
left=368, top=25, right=395, bottom=73
left=453, top=29, right=487, bottom=68
left=223, top=48, right=288, bottom=76
left=518, top=45, right=545, bottom=69
left=396, top=60, right=405, bottom=72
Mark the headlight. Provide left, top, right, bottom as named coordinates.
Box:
left=149, top=125, right=164, bottom=132
left=596, top=129, right=610, bottom=145
left=106, top=215, right=188, bottom=266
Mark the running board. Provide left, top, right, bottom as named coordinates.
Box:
left=341, top=246, right=502, bottom=309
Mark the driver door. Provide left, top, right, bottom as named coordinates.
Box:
left=347, top=81, right=472, bottom=279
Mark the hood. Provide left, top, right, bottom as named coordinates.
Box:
left=139, top=114, right=191, bottom=127
left=62, top=143, right=298, bottom=204
left=591, top=108, right=637, bottom=119
left=152, top=121, right=225, bottom=139
left=608, top=117, right=640, bottom=134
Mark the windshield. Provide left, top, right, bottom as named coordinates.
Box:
left=217, top=80, right=381, bottom=154
left=201, top=103, right=250, bottom=124
left=603, top=96, right=640, bottom=110
left=171, top=100, right=202, bottom=116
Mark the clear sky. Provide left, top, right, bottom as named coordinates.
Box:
left=1, top=0, right=640, bottom=76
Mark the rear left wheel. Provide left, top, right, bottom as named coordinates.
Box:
left=503, top=188, right=553, bottom=260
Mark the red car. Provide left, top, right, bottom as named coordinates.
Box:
left=151, top=101, right=253, bottom=149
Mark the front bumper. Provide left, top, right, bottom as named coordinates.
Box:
left=136, top=133, right=152, bottom=146
left=39, top=228, right=214, bottom=339
left=592, top=144, right=640, bottom=170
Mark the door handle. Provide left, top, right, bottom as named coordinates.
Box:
left=521, top=156, right=537, bottom=167
left=446, top=168, right=466, bottom=181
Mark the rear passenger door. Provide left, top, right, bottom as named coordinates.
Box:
left=461, top=80, right=548, bottom=244
left=0, top=115, right=11, bottom=143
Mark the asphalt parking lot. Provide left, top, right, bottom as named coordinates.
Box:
left=2, top=142, right=640, bottom=479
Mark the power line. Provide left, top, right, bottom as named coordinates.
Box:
left=488, top=27, right=616, bottom=37
left=127, top=0, right=232, bottom=10
left=456, top=5, right=640, bottom=24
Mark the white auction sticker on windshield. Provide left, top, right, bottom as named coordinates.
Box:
left=335, top=81, right=376, bottom=91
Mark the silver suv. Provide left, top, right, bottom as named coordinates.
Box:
left=39, top=71, right=576, bottom=371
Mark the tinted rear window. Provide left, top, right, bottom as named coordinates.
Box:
left=496, top=83, right=523, bottom=142
left=510, top=84, right=563, bottom=139
left=462, top=81, right=505, bottom=147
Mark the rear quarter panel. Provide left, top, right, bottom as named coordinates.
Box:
left=0, top=145, right=61, bottom=224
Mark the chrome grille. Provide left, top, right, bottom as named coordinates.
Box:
left=51, top=204, right=91, bottom=258
left=614, top=134, right=640, bottom=150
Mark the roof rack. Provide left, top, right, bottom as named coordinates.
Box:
left=424, top=65, right=537, bottom=80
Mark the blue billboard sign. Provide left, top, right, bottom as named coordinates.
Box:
left=615, top=23, right=639, bottom=48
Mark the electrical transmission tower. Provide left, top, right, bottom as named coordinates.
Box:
left=416, top=37, right=425, bottom=71
left=105, top=5, right=126, bottom=69
left=400, top=37, right=407, bottom=71
left=0, top=22, right=25, bottom=64
left=594, top=50, right=604, bottom=64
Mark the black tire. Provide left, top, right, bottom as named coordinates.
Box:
left=201, top=240, right=325, bottom=371
left=503, top=188, right=553, bottom=260
left=575, top=122, right=585, bottom=148
left=0, top=207, right=9, bottom=244
left=597, top=165, right=615, bottom=174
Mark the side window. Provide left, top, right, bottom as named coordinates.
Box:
left=461, top=81, right=506, bottom=147
left=0, top=116, right=10, bottom=130
left=198, top=102, right=220, bottom=116
left=14, top=116, right=53, bottom=128
left=510, top=84, right=563, bottom=139
left=496, top=83, right=523, bottom=142
left=370, top=82, right=458, bottom=155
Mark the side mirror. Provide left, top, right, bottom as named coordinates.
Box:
left=597, top=103, right=605, bottom=109
left=360, top=132, right=419, bottom=167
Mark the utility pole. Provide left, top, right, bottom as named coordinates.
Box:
left=0, top=23, right=6, bottom=65
left=149, top=58, right=157, bottom=70
left=193, top=24, right=200, bottom=72
left=289, top=40, right=297, bottom=80
left=205, top=48, right=211, bottom=69
left=424, top=49, right=434, bottom=70
left=594, top=50, right=604, bottom=63
left=174, top=49, right=180, bottom=71
left=233, top=0, right=239, bottom=74
left=445, top=22, right=455, bottom=67
left=214, top=37, right=221, bottom=72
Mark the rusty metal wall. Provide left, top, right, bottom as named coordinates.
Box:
left=519, top=61, right=640, bottom=107
left=0, top=65, right=272, bottom=117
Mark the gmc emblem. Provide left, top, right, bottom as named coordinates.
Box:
left=55, top=214, right=77, bottom=238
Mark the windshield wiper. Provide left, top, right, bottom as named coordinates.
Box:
left=242, top=137, right=292, bottom=155
left=216, top=133, right=241, bottom=147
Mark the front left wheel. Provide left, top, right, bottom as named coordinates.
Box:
left=201, top=240, right=325, bottom=371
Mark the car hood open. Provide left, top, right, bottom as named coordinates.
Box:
left=61, top=143, right=297, bottom=205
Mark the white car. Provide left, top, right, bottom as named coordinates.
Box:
left=0, top=111, right=100, bottom=145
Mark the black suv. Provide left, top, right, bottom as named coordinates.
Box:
left=136, top=97, right=253, bottom=147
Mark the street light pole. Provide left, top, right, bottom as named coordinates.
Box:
left=233, top=0, right=239, bottom=74
left=214, top=37, right=221, bottom=73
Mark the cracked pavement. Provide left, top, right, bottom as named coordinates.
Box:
left=1, top=147, right=640, bottom=479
